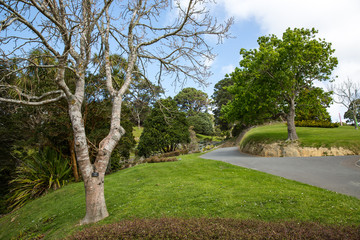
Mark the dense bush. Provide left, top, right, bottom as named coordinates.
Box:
left=295, top=120, right=340, bottom=128
left=137, top=98, right=190, bottom=158
left=70, top=218, right=360, bottom=240
left=7, top=147, right=72, bottom=210
left=187, top=112, right=214, bottom=135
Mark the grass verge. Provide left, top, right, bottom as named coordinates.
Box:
left=1, top=153, right=360, bottom=239
left=240, top=123, right=360, bottom=152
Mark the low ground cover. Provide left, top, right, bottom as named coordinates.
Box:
left=70, top=218, right=360, bottom=240
left=1, top=153, right=359, bottom=239
left=240, top=123, right=360, bottom=153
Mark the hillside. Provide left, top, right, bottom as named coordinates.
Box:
left=1, top=153, right=360, bottom=239
left=239, top=123, right=360, bottom=157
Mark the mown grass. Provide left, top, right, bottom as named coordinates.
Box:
left=1, top=153, right=360, bottom=239
left=240, top=123, right=360, bottom=153
left=132, top=126, right=143, bottom=142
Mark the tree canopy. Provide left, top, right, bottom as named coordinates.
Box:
left=137, top=98, right=190, bottom=158
left=222, top=28, right=337, bottom=140
left=174, top=87, right=209, bottom=115
left=212, top=76, right=234, bottom=131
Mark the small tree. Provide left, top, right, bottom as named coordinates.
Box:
left=137, top=98, right=190, bottom=158
left=330, top=79, right=360, bottom=129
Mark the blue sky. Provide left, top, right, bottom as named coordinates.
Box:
left=166, top=0, right=360, bottom=122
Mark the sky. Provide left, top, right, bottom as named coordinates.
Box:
left=168, top=0, right=360, bottom=122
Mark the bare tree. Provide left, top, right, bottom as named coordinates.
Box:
left=330, top=78, right=360, bottom=129
left=0, top=0, right=232, bottom=224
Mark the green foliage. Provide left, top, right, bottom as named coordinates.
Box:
left=137, top=98, right=190, bottom=157
left=174, top=87, right=209, bottom=115
left=212, top=77, right=234, bottom=131
left=7, top=147, right=72, bottom=211
left=344, top=99, right=360, bottom=124
left=295, top=120, right=340, bottom=128
left=187, top=112, right=214, bottom=135
left=231, top=124, right=246, bottom=137
left=296, top=87, right=332, bottom=121
left=222, top=28, right=338, bottom=140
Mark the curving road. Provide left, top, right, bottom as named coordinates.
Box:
left=201, top=147, right=360, bottom=199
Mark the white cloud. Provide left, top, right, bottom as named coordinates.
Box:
left=221, top=64, right=235, bottom=75
left=217, top=0, right=360, bottom=121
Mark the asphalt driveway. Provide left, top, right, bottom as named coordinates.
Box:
left=201, top=147, right=360, bottom=199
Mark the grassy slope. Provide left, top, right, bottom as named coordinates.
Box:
left=240, top=123, right=360, bottom=153
left=1, top=153, right=360, bottom=239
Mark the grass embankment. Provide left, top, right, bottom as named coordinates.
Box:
left=240, top=123, right=360, bottom=152
left=1, top=153, right=360, bottom=239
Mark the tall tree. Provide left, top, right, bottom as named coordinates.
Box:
left=0, top=0, right=232, bottom=224
left=174, top=87, right=209, bottom=115
left=212, top=76, right=234, bottom=131
left=330, top=79, right=360, bottom=129
left=125, top=80, right=164, bottom=128
left=223, top=28, right=337, bottom=140
left=137, top=98, right=190, bottom=158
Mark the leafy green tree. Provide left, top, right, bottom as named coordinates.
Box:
left=212, top=76, right=234, bottom=131
left=137, top=98, right=190, bottom=158
left=295, top=87, right=332, bottom=121
left=187, top=112, right=214, bottom=135
left=174, top=87, right=209, bottom=115
left=223, top=28, right=338, bottom=140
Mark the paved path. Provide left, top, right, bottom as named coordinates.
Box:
left=201, top=147, right=360, bottom=199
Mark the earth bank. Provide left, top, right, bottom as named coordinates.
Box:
left=240, top=141, right=355, bottom=157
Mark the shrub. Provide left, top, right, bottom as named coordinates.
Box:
left=295, top=120, right=340, bottom=128
left=187, top=112, right=214, bottom=135
left=144, top=156, right=178, bottom=163
left=7, top=147, right=72, bottom=210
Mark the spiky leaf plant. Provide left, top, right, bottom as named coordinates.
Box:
left=7, top=147, right=72, bottom=210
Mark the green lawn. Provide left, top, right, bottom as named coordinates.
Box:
left=132, top=126, right=143, bottom=142
left=1, top=153, right=359, bottom=239
left=240, top=123, right=360, bottom=153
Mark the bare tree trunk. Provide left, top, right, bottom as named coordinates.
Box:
left=81, top=171, right=108, bottom=225
left=67, top=100, right=110, bottom=224
left=287, top=97, right=298, bottom=141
